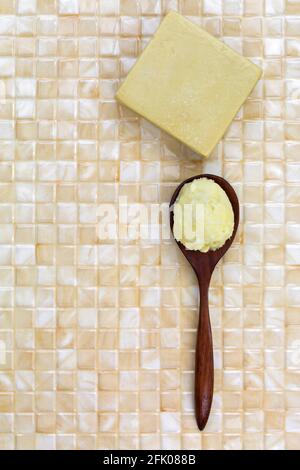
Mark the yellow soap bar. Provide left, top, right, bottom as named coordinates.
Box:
left=116, top=11, right=262, bottom=158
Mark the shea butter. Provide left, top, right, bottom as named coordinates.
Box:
left=173, top=178, right=234, bottom=252
left=116, top=11, right=262, bottom=158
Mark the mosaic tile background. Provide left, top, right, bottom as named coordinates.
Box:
left=0, top=0, right=300, bottom=450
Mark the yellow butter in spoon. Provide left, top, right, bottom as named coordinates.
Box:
left=173, top=178, right=234, bottom=252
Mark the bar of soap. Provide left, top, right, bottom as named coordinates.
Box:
left=116, top=11, right=262, bottom=158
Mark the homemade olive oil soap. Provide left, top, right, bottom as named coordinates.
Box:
left=173, top=178, right=234, bottom=252
left=116, top=11, right=262, bottom=157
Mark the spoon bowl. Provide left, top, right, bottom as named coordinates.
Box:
left=169, top=174, right=239, bottom=430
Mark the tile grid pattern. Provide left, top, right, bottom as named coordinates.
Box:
left=0, top=0, right=299, bottom=450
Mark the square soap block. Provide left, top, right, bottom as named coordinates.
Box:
left=116, top=11, right=262, bottom=158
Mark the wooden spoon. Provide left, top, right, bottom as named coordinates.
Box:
left=169, top=174, right=239, bottom=431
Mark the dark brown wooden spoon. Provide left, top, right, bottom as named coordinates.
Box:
left=169, top=174, right=239, bottom=431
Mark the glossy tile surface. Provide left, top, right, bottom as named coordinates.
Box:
left=0, top=0, right=300, bottom=450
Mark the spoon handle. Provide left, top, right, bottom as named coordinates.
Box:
left=195, top=280, right=214, bottom=430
